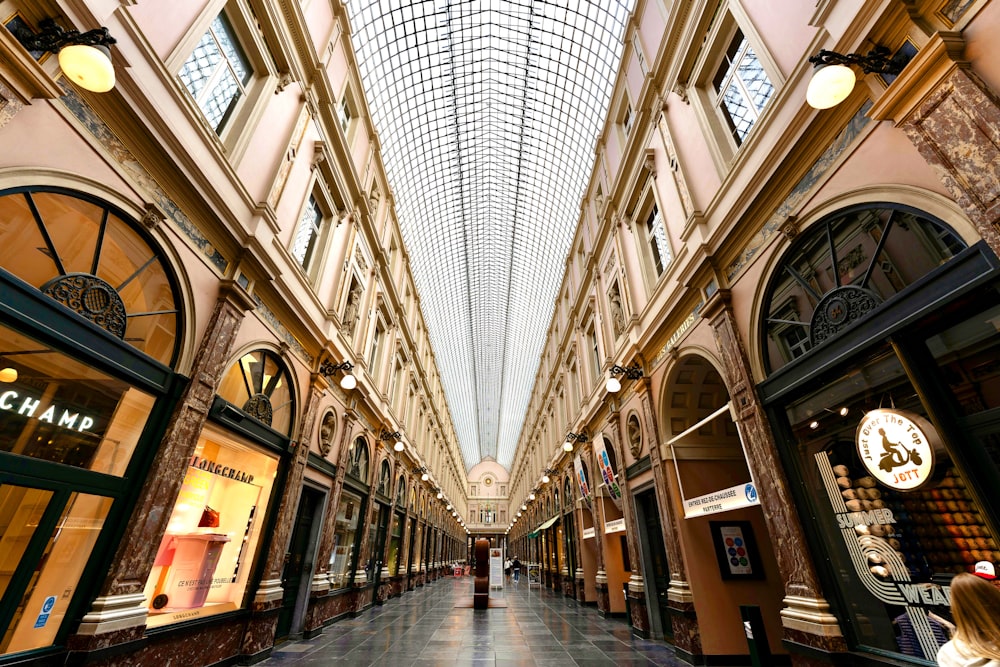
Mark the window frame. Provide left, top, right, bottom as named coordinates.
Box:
left=687, top=5, right=782, bottom=172
left=633, top=186, right=674, bottom=289
left=290, top=185, right=335, bottom=283
left=170, top=0, right=278, bottom=160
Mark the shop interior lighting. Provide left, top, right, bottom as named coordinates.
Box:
left=806, top=45, right=910, bottom=109
left=606, top=363, right=643, bottom=393
left=13, top=18, right=117, bottom=92
left=0, top=367, right=17, bottom=383
left=319, top=359, right=356, bottom=390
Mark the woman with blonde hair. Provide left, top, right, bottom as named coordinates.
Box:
left=937, top=573, right=1000, bottom=666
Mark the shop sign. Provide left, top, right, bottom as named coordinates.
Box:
left=683, top=482, right=760, bottom=518
left=604, top=518, right=626, bottom=534
left=189, top=455, right=256, bottom=485
left=593, top=438, right=621, bottom=499
left=573, top=454, right=590, bottom=498
left=0, top=388, right=97, bottom=432
left=855, top=409, right=939, bottom=491
left=582, top=527, right=595, bottom=539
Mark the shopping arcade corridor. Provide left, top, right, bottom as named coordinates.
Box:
left=260, top=574, right=694, bottom=667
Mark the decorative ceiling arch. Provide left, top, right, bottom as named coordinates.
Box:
left=346, top=1, right=635, bottom=470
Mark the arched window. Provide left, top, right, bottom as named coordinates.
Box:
left=761, top=203, right=966, bottom=373
left=564, top=476, right=573, bottom=505
left=347, top=436, right=369, bottom=483
left=0, top=187, right=181, bottom=365
left=377, top=459, right=392, bottom=496
left=216, top=349, right=295, bottom=434
left=396, top=476, right=407, bottom=507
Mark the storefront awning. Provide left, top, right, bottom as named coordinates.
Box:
left=527, top=515, right=559, bottom=539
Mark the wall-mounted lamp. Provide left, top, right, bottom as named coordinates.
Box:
left=606, top=363, right=643, bottom=393
left=436, top=491, right=443, bottom=500
left=412, top=466, right=430, bottom=481
left=565, top=432, right=588, bottom=452
left=521, top=504, right=527, bottom=511
left=528, top=492, right=535, bottom=501
left=13, top=18, right=117, bottom=93
left=806, top=46, right=910, bottom=109
left=319, top=359, right=356, bottom=390
left=541, top=468, right=555, bottom=484
left=380, top=429, right=403, bottom=451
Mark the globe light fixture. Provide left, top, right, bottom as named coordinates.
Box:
left=320, top=359, right=357, bottom=390
left=14, top=18, right=117, bottom=93
left=606, top=363, right=643, bottom=393
left=806, top=46, right=910, bottom=110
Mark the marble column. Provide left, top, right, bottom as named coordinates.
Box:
left=240, top=376, right=325, bottom=660
left=68, top=280, right=255, bottom=652
left=870, top=32, right=1000, bottom=259
left=636, top=377, right=703, bottom=655
left=705, top=291, right=845, bottom=651
left=605, top=411, right=650, bottom=638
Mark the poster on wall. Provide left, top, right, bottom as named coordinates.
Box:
left=709, top=521, right=763, bottom=579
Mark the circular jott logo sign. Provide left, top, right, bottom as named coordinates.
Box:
left=855, top=409, right=939, bottom=490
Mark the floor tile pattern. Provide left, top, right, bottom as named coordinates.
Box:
left=261, top=576, right=689, bottom=666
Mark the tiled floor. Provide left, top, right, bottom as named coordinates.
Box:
left=261, top=575, right=688, bottom=666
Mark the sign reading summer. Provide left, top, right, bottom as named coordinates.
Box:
left=856, top=409, right=939, bottom=490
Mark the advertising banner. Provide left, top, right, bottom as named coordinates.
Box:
left=592, top=438, right=622, bottom=499
left=573, top=454, right=590, bottom=498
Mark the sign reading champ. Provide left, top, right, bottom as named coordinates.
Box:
left=856, top=409, right=940, bottom=491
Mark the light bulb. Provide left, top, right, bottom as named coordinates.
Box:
left=0, top=367, right=18, bottom=383
left=606, top=376, right=621, bottom=393
left=541, top=475, right=550, bottom=484
left=393, top=440, right=404, bottom=452
left=563, top=441, right=573, bottom=452
left=340, top=373, right=357, bottom=390
left=421, top=472, right=429, bottom=481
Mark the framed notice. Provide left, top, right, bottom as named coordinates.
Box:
left=709, top=521, right=763, bottom=580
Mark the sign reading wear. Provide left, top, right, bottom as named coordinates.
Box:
left=573, top=454, right=590, bottom=498
left=593, top=439, right=622, bottom=499
left=856, top=409, right=939, bottom=490
left=683, top=482, right=759, bottom=517
left=604, top=518, right=626, bottom=534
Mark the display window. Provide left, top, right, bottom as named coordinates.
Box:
left=0, top=187, right=184, bottom=658
left=388, top=511, right=403, bottom=575
left=760, top=204, right=1000, bottom=662
left=143, top=431, right=279, bottom=628
left=328, top=489, right=363, bottom=590
left=0, top=323, right=156, bottom=475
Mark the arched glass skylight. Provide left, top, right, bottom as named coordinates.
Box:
left=346, top=1, right=634, bottom=471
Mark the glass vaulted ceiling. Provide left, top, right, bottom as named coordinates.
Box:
left=346, top=1, right=634, bottom=471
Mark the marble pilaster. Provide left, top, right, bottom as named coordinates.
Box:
left=69, top=281, right=255, bottom=651
left=705, top=291, right=846, bottom=650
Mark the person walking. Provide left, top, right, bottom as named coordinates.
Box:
left=504, top=557, right=512, bottom=580
left=511, top=557, right=522, bottom=585
left=936, top=572, right=1000, bottom=666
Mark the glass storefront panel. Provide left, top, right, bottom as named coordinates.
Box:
left=0, top=323, right=156, bottom=476
left=143, top=431, right=279, bottom=628
left=786, top=345, right=997, bottom=660
left=0, top=486, right=54, bottom=604
left=329, top=490, right=362, bottom=590
left=388, top=511, right=403, bottom=575
left=1, top=492, right=112, bottom=654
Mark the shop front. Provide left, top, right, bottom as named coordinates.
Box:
left=0, top=187, right=183, bottom=663
left=758, top=202, right=1000, bottom=663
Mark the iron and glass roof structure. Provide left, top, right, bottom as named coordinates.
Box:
left=345, top=1, right=634, bottom=471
